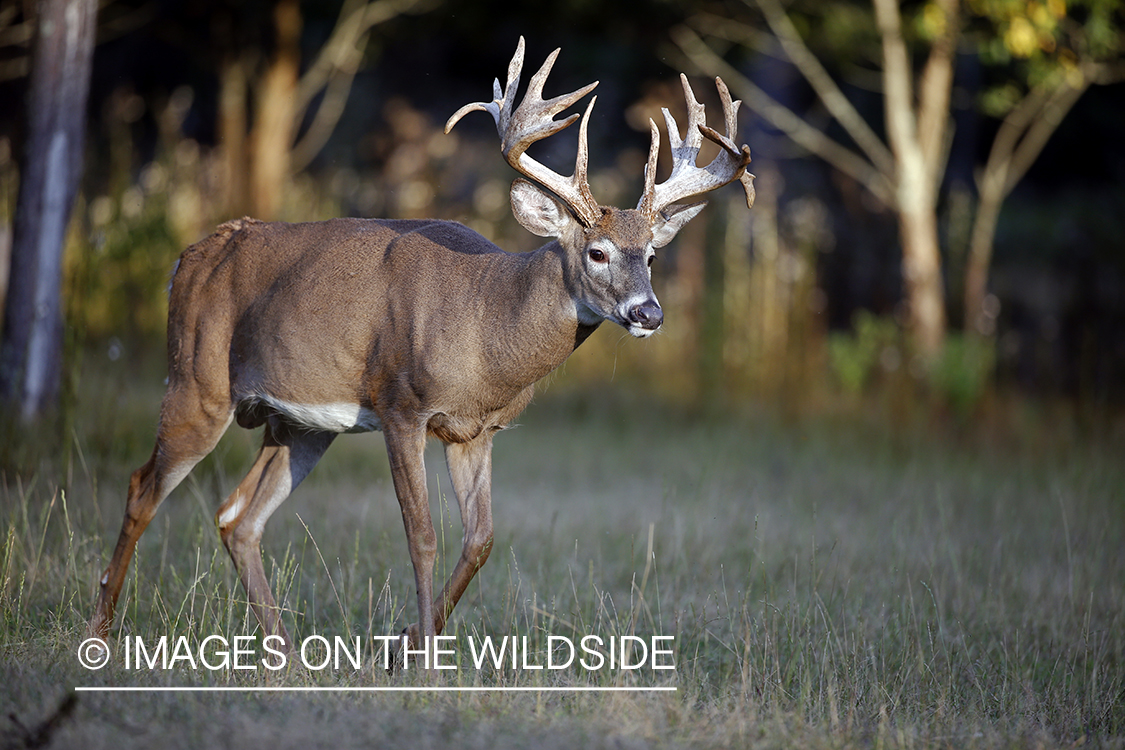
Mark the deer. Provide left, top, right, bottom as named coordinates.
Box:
left=86, top=37, right=754, bottom=664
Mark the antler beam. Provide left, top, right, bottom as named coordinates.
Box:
left=637, top=74, right=756, bottom=219
left=446, top=37, right=603, bottom=227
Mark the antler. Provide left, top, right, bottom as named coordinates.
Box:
left=446, top=37, right=603, bottom=227
left=637, top=74, right=756, bottom=219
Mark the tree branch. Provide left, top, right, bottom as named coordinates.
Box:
left=916, top=0, right=960, bottom=180
left=671, top=25, right=896, bottom=207
left=1004, top=77, right=1088, bottom=194
left=966, top=60, right=1106, bottom=329
left=976, top=69, right=1086, bottom=201
left=0, top=57, right=28, bottom=81
left=293, top=0, right=368, bottom=120
left=748, top=0, right=896, bottom=178
left=1089, top=59, right=1125, bottom=85
left=290, top=65, right=360, bottom=172
left=294, top=0, right=431, bottom=122
left=872, top=0, right=917, bottom=173
left=289, top=0, right=433, bottom=172
left=690, top=12, right=785, bottom=62
left=0, top=5, right=32, bottom=48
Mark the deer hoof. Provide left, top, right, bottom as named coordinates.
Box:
left=382, top=625, right=418, bottom=674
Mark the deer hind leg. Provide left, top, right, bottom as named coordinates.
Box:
left=216, top=418, right=335, bottom=652
left=87, top=391, right=233, bottom=642
left=432, top=433, right=494, bottom=636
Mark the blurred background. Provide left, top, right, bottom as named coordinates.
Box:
left=1, top=0, right=1123, bottom=444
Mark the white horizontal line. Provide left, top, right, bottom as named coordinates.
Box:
left=76, top=686, right=676, bottom=693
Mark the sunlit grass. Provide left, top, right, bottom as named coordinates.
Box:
left=1, top=358, right=1123, bottom=748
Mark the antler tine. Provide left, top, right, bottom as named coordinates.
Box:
left=637, top=74, right=756, bottom=218
left=640, top=119, right=661, bottom=216
left=445, top=37, right=525, bottom=137
left=506, top=49, right=584, bottom=154
left=446, top=37, right=602, bottom=227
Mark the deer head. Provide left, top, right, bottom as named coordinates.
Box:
left=446, top=37, right=755, bottom=338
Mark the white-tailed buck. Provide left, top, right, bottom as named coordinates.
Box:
left=87, top=38, right=754, bottom=659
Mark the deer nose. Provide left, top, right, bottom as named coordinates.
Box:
left=627, top=300, right=663, bottom=330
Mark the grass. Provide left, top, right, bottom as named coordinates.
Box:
left=1, top=352, right=1124, bottom=748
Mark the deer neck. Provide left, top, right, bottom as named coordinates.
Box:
left=470, top=242, right=599, bottom=390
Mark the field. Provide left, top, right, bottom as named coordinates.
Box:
left=1, top=353, right=1123, bottom=749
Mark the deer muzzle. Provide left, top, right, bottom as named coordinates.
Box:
left=625, top=299, right=663, bottom=337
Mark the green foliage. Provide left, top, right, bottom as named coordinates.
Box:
left=969, top=0, right=1125, bottom=114
left=928, top=332, right=996, bottom=415
left=817, top=0, right=881, bottom=55
left=828, top=314, right=996, bottom=415
left=776, top=0, right=883, bottom=64
left=980, top=81, right=1025, bottom=116
left=69, top=196, right=183, bottom=343
left=827, top=311, right=902, bottom=395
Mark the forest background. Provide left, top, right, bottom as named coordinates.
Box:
left=0, top=0, right=1122, bottom=435
left=1, top=3, right=1124, bottom=748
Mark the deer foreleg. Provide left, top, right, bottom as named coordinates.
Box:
left=433, top=434, right=494, bottom=635
left=383, top=421, right=438, bottom=655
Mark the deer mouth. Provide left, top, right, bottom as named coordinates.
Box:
left=626, top=323, right=660, bottom=338
left=619, top=298, right=663, bottom=338
left=619, top=314, right=662, bottom=338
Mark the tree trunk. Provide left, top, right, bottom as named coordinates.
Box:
left=219, top=54, right=250, bottom=218
left=891, top=146, right=947, bottom=359
left=0, top=0, right=97, bottom=423
left=249, top=0, right=301, bottom=219
left=963, top=74, right=1091, bottom=335
left=963, top=171, right=1004, bottom=335
left=899, top=201, right=947, bottom=358
left=873, top=0, right=952, bottom=361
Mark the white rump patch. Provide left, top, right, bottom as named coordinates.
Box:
left=259, top=395, right=381, bottom=434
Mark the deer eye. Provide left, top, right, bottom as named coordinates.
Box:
left=588, top=247, right=607, bottom=263
left=647, top=255, right=655, bottom=267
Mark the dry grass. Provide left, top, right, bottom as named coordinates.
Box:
left=1, top=355, right=1123, bottom=748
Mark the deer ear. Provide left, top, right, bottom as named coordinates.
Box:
left=651, top=202, right=707, bottom=248
left=510, top=179, right=577, bottom=238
